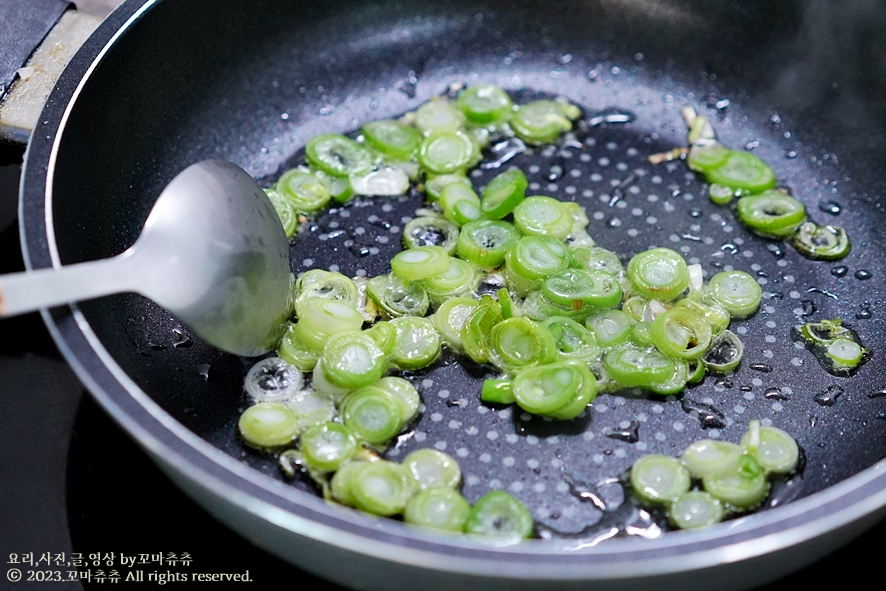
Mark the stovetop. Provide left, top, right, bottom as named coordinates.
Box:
left=0, top=144, right=883, bottom=590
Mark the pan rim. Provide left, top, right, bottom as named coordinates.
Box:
left=19, top=0, right=886, bottom=583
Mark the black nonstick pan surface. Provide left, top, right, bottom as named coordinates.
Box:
left=17, top=0, right=886, bottom=589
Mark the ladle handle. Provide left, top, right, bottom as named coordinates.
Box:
left=0, top=252, right=134, bottom=316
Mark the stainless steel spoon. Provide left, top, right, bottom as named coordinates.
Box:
left=0, top=160, right=292, bottom=356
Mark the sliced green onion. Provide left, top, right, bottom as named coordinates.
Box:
left=481, top=379, right=516, bottom=404
left=510, top=99, right=580, bottom=145
left=702, top=455, right=770, bottom=510
left=391, top=245, right=451, bottom=281
left=703, top=149, right=777, bottom=194
left=604, top=346, right=675, bottom=388
left=544, top=362, right=597, bottom=420
left=650, top=307, right=712, bottom=360
left=294, top=270, right=360, bottom=319
left=414, top=99, right=467, bottom=135
left=504, top=236, right=573, bottom=296
left=497, top=287, right=520, bottom=319
left=433, top=297, right=480, bottom=352
left=680, top=440, right=744, bottom=478
left=403, top=449, right=462, bottom=490
left=542, top=316, right=600, bottom=363
left=708, top=183, right=735, bottom=205
left=421, top=257, right=477, bottom=306
left=265, top=188, right=298, bottom=238
left=626, top=248, right=690, bottom=302
left=350, top=460, right=416, bottom=516
left=630, top=321, right=655, bottom=347
left=288, top=389, right=337, bottom=430
left=457, top=84, right=514, bottom=124
left=238, top=402, right=300, bottom=448
left=341, top=386, right=404, bottom=445
left=827, top=338, right=865, bottom=368
left=364, top=320, right=396, bottom=356
left=736, top=191, right=806, bottom=238
left=513, top=361, right=585, bottom=415
left=424, top=174, right=472, bottom=202
left=702, top=329, right=743, bottom=372
left=645, top=359, right=689, bottom=395
left=403, top=216, right=460, bottom=254
left=404, top=487, right=471, bottom=532
left=350, top=167, right=409, bottom=197
left=669, top=492, right=725, bottom=530
left=585, top=309, right=633, bottom=348
left=366, top=273, right=430, bottom=318
left=306, top=133, right=374, bottom=177
left=317, top=331, right=387, bottom=392
left=513, top=195, right=573, bottom=240
left=708, top=270, right=762, bottom=318
left=687, top=143, right=731, bottom=173
left=489, top=317, right=558, bottom=373
left=375, top=376, right=421, bottom=425
left=629, top=454, right=691, bottom=504
left=464, top=491, right=534, bottom=541
left=419, top=130, right=479, bottom=175
left=792, top=222, right=851, bottom=260
left=456, top=219, right=520, bottom=270
left=300, top=422, right=358, bottom=473
left=439, top=182, right=482, bottom=225
left=361, top=119, right=422, bottom=160
left=741, top=421, right=799, bottom=474
left=571, top=246, right=623, bottom=276
left=461, top=296, right=503, bottom=365
left=330, top=460, right=368, bottom=507
left=389, top=316, right=441, bottom=370
left=481, top=168, right=527, bottom=219
left=294, top=298, right=365, bottom=352
left=243, top=356, right=303, bottom=403
left=675, top=295, right=731, bottom=335
left=277, top=169, right=332, bottom=213
left=277, top=325, right=321, bottom=371
left=542, top=268, right=623, bottom=310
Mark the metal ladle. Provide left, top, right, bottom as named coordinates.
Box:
left=0, top=160, right=292, bottom=356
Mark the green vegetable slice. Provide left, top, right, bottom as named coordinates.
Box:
left=629, top=454, right=691, bottom=504
left=293, top=298, right=365, bottom=352
left=680, top=440, right=744, bottom=478
left=277, top=325, right=321, bottom=371
left=404, top=487, right=471, bottom=532
left=439, top=182, right=482, bottom=225
left=585, top=309, right=633, bottom=348
left=306, top=133, right=374, bottom=177
left=504, top=236, right=572, bottom=296
left=513, top=195, right=573, bottom=240
left=702, top=329, right=744, bottom=372
left=542, top=268, right=623, bottom=310
left=513, top=361, right=586, bottom=415
left=414, top=99, right=467, bottom=135
left=489, top=317, right=558, bottom=373
left=403, top=216, right=460, bottom=254
left=350, top=460, right=415, bottom=516
left=510, top=99, right=580, bottom=145
left=424, top=174, right=472, bottom=202
left=433, top=297, right=480, bottom=352
left=650, top=307, right=713, bottom=360
left=341, top=386, right=404, bottom=445
left=542, top=316, right=600, bottom=363
left=294, top=269, right=360, bottom=319
left=276, top=169, right=332, bottom=213
left=604, top=346, right=675, bottom=388
left=571, top=246, right=623, bottom=275
left=792, top=222, right=850, bottom=260
left=402, top=449, right=462, bottom=490
left=389, top=316, right=441, bottom=370
left=708, top=270, right=762, bottom=318
left=366, top=273, right=430, bottom=318
left=391, top=245, right=451, bottom=281
left=702, top=455, right=770, bottom=510
left=457, top=84, right=514, bottom=124
left=687, top=143, right=731, bottom=173
left=481, top=379, right=516, bottom=404
left=265, top=188, right=298, bottom=238
left=456, top=219, right=520, bottom=270
left=300, top=422, right=358, bottom=472
left=461, top=296, right=503, bottom=365
left=741, top=421, right=799, bottom=475
left=419, top=130, right=479, bottom=174
left=669, top=492, right=725, bottom=530
left=317, top=331, right=387, bottom=392
left=736, top=191, right=806, bottom=238
left=626, top=247, right=690, bottom=302
left=375, top=376, right=421, bottom=425
left=361, top=119, right=422, bottom=160
left=703, top=149, right=777, bottom=194
left=481, top=168, right=527, bottom=219
left=421, top=257, right=477, bottom=306
left=464, top=491, right=534, bottom=541
left=238, top=402, right=300, bottom=448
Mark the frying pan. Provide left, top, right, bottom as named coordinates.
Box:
left=10, top=0, right=886, bottom=589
